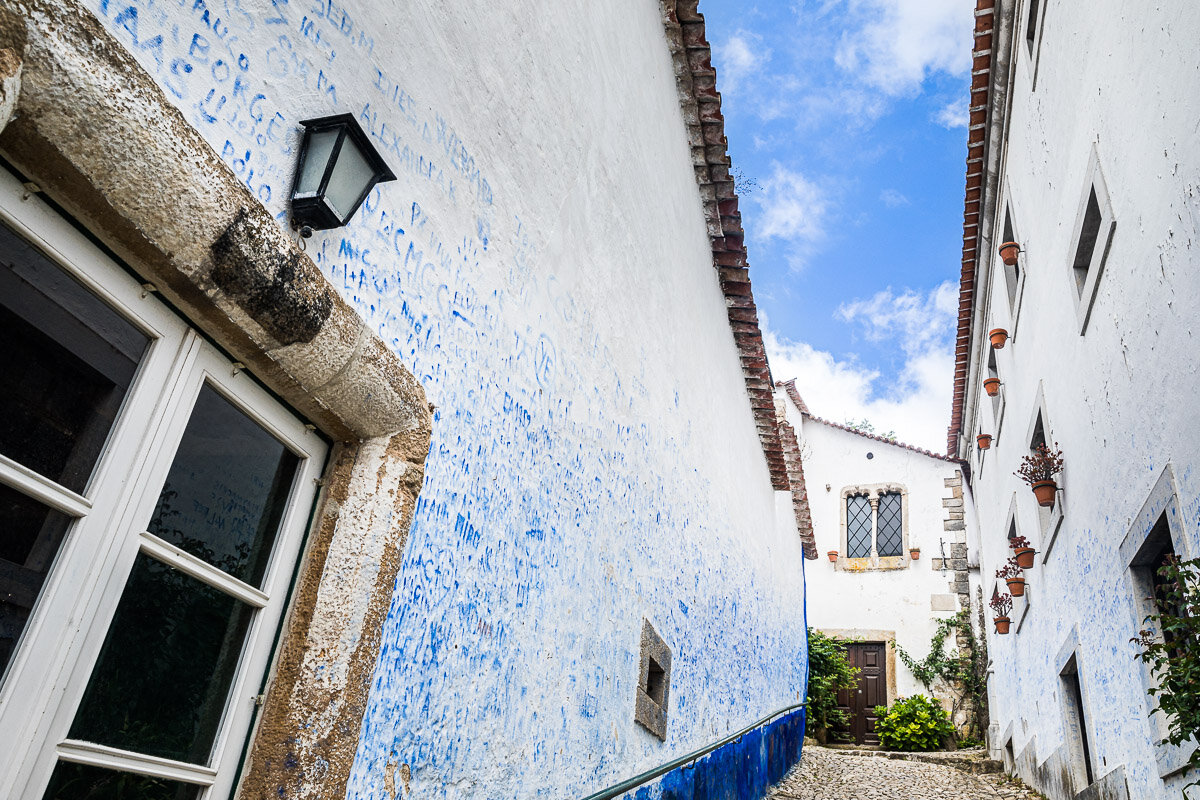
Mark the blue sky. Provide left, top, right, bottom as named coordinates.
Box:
left=701, top=0, right=974, bottom=451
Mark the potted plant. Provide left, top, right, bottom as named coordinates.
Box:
left=977, top=433, right=993, bottom=450
left=1015, top=442, right=1065, bottom=507
left=996, top=557, right=1026, bottom=597
left=988, top=328, right=1008, bottom=349
left=983, top=377, right=1001, bottom=396
left=909, top=547, right=920, bottom=560
left=1009, top=535, right=1036, bottom=569
left=998, top=241, right=1021, bottom=266
left=827, top=550, right=838, bottom=563
left=990, top=592, right=1013, bottom=634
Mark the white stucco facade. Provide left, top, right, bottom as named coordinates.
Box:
left=0, top=1, right=812, bottom=798
left=779, top=387, right=980, bottom=729
left=954, top=2, right=1200, bottom=798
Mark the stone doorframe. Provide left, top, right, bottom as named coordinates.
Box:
left=0, top=3, right=432, bottom=799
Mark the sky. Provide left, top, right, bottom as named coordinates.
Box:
left=700, top=0, right=974, bottom=452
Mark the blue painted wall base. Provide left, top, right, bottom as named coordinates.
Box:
left=629, top=709, right=806, bottom=800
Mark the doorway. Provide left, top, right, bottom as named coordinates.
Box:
left=836, top=642, right=888, bottom=744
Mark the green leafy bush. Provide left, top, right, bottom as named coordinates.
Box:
left=872, top=694, right=955, bottom=751
left=806, top=629, right=859, bottom=737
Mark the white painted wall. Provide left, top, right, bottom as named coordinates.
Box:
left=780, top=393, right=969, bottom=707
left=82, top=1, right=809, bottom=797
left=963, top=2, right=1200, bottom=797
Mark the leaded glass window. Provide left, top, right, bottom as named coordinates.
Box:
left=877, top=492, right=904, bottom=557
left=846, top=495, right=872, bottom=558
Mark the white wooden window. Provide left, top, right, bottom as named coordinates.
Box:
left=0, top=170, right=327, bottom=799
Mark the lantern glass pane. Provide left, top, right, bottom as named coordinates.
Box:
left=295, top=129, right=339, bottom=196
left=325, top=137, right=375, bottom=220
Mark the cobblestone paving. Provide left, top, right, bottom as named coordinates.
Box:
left=768, top=745, right=1046, bottom=800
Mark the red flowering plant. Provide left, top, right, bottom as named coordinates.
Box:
left=1015, top=442, right=1064, bottom=486
left=995, top=557, right=1023, bottom=581
left=1009, top=535, right=1031, bottom=551
left=989, top=592, right=1013, bottom=619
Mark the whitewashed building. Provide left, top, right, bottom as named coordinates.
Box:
left=777, top=381, right=982, bottom=745
left=950, top=1, right=1200, bottom=798
left=0, top=1, right=817, bottom=799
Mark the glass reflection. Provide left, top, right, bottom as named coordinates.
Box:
left=0, top=222, right=148, bottom=493
left=41, top=761, right=200, bottom=800
left=68, top=554, right=254, bottom=764
left=0, top=483, right=73, bottom=682
left=146, top=385, right=297, bottom=587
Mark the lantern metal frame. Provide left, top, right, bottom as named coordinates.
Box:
left=289, top=113, right=396, bottom=232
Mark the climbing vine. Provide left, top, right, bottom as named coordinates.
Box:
left=892, top=611, right=988, bottom=739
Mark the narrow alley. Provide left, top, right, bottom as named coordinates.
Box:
left=768, top=745, right=1045, bottom=800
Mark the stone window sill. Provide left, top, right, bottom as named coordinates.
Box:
left=836, top=556, right=910, bottom=572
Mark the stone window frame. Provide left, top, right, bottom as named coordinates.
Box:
left=835, top=483, right=910, bottom=572
left=1068, top=145, right=1116, bottom=335
left=0, top=7, right=434, bottom=798
left=634, top=619, right=672, bottom=741
left=1118, top=464, right=1197, bottom=779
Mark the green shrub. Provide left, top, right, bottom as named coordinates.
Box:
left=806, top=629, right=859, bottom=737
left=872, top=694, right=955, bottom=751
left=957, top=735, right=985, bottom=748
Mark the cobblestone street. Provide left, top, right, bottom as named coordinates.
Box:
left=768, top=745, right=1045, bottom=800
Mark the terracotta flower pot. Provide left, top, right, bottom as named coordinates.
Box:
left=983, top=378, right=1001, bottom=397
left=1032, top=480, right=1057, bottom=507
left=827, top=551, right=838, bottom=563
left=909, top=549, right=920, bottom=560
left=977, top=433, right=992, bottom=450
left=989, top=328, right=1008, bottom=349
left=1014, top=547, right=1035, bottom=569
left=1006, top=576, right=1026, bottom=597
left=998, top=241, right=1020, bottom=266
left=994, top=617, right=1011, bottom=634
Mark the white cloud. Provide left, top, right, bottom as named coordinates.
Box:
left=836, top=281, right=957, bottom=356
left=935, top=99, right=969, bottom=128
left=752, top=163, right=829, bottom=270
left=879, top=188, right=909, bottom=207
left=715, top=31, right=772, bottom=95
left=766, top=281, right=958, bottom=452
left=834, top=0, right=974, bottom=96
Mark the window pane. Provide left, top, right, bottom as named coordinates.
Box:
left=847, top=495, right=872, bottom=558
left=68, top=554, right=254, bottom=764
left=0, top=483, right=74, bottom=682
left=41, top=761, right=200, bottom=800
left=877, top=492, right=903, bottom=557
left=0, top=223, right=149, bottom=493
left=146, top=385, right=298, bottom=587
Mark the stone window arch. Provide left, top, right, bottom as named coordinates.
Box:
left=837, top=484, right=910, bottom=570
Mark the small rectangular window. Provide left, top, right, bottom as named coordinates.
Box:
left=1025, top=0, right=1042, bottom=55
left=1060, top=655, right=1095, bottom=788
left=1001, top=207, right=1020, bottom=311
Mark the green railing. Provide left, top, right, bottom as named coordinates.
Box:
left=580, top=702, right=806, bottom=800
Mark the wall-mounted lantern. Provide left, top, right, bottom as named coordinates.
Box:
left=289, top=113, right=395, bottom=235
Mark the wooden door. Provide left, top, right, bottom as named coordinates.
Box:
left=835, top=643, right=887, bottom=745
